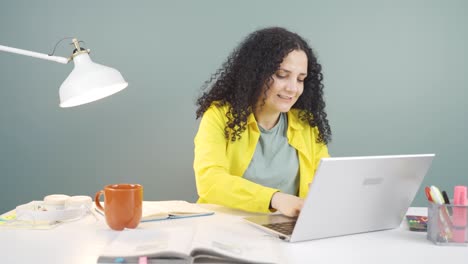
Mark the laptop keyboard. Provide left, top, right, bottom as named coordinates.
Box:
left=263, top=221, right=296, bottom=235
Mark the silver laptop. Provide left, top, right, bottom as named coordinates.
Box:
left=244, top=154, right=435, bottom=242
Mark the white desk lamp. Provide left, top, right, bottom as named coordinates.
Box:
left=0, top=38, right=128, bottom=107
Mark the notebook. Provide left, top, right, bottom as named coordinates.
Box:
left=244, top=154, right=435, bottom=242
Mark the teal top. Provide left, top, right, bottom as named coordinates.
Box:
left=243, top=113, right=300, bottom=195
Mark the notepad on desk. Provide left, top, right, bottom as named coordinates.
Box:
left=95, top=200, right=214, bottom=222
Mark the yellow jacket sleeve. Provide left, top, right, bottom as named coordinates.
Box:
left=193, top=105, right=279, bottom=213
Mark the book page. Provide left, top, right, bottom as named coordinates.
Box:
left=95, top=201, right=213, bottom=222
left=97, top=225, right=195, bottom=263
left=143, top=201, right=214, bottom=219
left=189, top=220, right=280, bottom=264
left=141, top=202, right=171, bottom=221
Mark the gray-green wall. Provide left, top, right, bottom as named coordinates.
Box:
left=1, top=0, right=467, bottom=213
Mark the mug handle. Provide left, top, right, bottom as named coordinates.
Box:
left=94, top=190, right=105, bottom=212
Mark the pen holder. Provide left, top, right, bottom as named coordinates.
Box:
left=427, top=202, right=468, bottom=246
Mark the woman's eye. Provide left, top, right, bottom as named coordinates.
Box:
left=298, top=79, right=305, bottom=83
left=275, top=72, right=287, bottom=79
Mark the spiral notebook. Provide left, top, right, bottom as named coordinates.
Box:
left=95, top=200, right=214, bottom=222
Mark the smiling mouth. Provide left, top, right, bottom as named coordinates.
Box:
left=278, top=94, right=293, bottom=100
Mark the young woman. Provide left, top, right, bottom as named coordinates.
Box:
left=194, top=27, right=331, bottom=217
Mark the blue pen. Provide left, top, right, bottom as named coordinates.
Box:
left=111, top=256, right=147, bottom=264
left=114, top=257, right=125, bottom=263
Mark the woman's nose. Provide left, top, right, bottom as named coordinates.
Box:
left=285, top=80, right=299, bottom=92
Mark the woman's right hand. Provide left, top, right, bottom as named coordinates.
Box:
left=270, top=192, right=304, bottom=217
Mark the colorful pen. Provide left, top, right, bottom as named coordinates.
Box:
left=425, top=186, right=433, bottom=202
left=430, top=186, right=444, bottom=205
left=441, top=191, right=450, bottom=204
left=452, top=186, right=467, bottom=243
left=441, top=190, right=452, bottom=214
left=430, top=185, right=452, bottom=240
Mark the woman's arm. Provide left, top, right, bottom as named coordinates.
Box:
left=193, top=106, right=278, bottom=213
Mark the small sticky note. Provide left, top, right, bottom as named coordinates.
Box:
left=406, top=215, right=428, bottom=232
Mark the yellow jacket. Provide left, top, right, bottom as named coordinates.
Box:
left=193, top=104, right=329, bottom=213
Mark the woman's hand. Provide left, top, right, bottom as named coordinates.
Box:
left=270, top=192, right=304, bottom=217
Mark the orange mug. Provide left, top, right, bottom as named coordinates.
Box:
left=95, top=184, right=143, bottom=230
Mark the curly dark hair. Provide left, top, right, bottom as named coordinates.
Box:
left=196, top=27, right=331, bottom=144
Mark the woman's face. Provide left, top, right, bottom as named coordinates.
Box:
left=258, top=49, right=308, bottom=115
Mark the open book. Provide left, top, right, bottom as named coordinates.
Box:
left=97, top=219, right=280, bottom=264
left=95, top=200, right=214, bottom=222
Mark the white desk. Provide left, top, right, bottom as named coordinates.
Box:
left=1, top=205, right=467, bottom=264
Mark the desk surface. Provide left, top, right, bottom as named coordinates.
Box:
left=0, top=205, right=467, bottom=264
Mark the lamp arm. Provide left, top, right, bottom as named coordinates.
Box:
left=0, top=44, right=69, bottom=64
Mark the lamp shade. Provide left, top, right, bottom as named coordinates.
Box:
left=59, top=52, right=128, bottom=108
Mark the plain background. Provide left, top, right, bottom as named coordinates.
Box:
left=1, top=0, right=467, bottom=213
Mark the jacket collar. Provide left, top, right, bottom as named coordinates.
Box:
left=247, top=108, right=306, bottom=130
left=287, top=109, right=306, bottom=131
